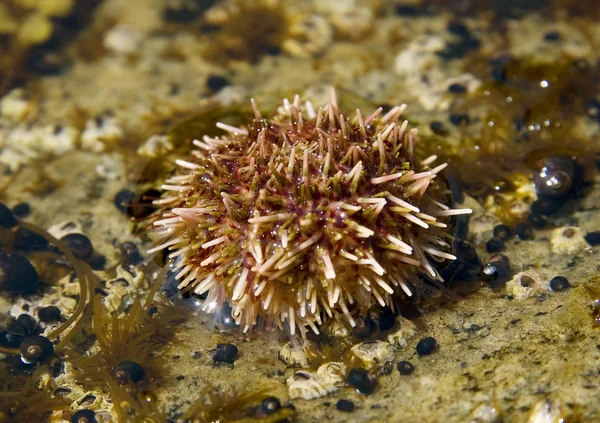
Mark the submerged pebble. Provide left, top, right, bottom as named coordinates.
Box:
left=352, top=317, right=371, bottom=339
left=430, top=121, right=448, bottom=135
left=543, top=30, right=561, bottom=42
left=4, top=316, right=35, bottom=346
left=448, top=83, right=467, bottom=93
left=449, top=113, right=469, bottom=126
left=527, top=213, right=548, bottom=229
left=447, top=20, right=470, bottom=37
left=113, top=189, right=135, bottom=214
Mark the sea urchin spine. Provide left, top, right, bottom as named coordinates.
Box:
left=150, top=89, right=471, bottom=336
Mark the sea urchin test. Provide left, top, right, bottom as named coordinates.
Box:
left=149, top=89, right=472, bottom=335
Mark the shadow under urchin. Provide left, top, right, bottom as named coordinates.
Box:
left=148, top=89, right=472, bottom=336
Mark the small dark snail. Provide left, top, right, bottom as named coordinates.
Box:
left=61, top=233, right=94, bottom=260
left=19, top=335, right=54, bottom=364
left=213, top=343, right=238, bottom=364
left=533, top=155, right=576, bottom=198
left=347, top=368, right=377, bottom=395
left=260, top=396, right=282, bottom=415
left=0, top=202, right=18, bottom=228
left=114, top=360, right=146, bottom=384
left=482, top=254, right=512, bottom=285
left=70, top=409, right=97, bottom=423
left=0, top=253, right=40, bottom=293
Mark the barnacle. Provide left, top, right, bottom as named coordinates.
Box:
left=150, top=89, right=472, bottom=335
left=286, top=362, right=346, bottom=400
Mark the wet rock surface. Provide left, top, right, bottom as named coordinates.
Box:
left=1, top=1, right=600, bottom=422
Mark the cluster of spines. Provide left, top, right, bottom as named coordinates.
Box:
left=150, top=89, right=471, bottom=336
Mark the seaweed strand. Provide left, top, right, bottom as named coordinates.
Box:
left=18, top=221, right=96, bottom=350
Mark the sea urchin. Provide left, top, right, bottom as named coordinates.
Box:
left=149, top=89, right=471, bottom=335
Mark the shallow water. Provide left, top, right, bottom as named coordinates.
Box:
left=1, top=1, right=600, bottom=422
